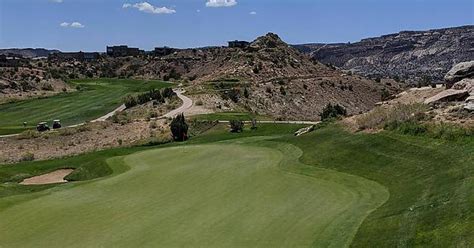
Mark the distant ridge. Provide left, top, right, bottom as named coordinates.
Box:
left=293, top=25, right=474, bottom=83
left=0, top=48, right=60, bottom=58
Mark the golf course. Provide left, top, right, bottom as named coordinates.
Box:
left=0, top=78, right=171, bottom=135
left=0, top=123, right=472, bottom=247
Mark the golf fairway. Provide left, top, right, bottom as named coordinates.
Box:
left=0, top=139, right=388, bottom=247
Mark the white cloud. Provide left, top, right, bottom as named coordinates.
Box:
left=50, top=0, right=63, bottom=3
left=60, top=22, right=84, bottom=28
left=123, top=2, right=176, bottom=14
left=249, top=11, right=257, bottom=15
left=70, top=22, right=85, bottom=28
left=206, top=0, right=237, bottom=8
left=197, top=9, right=201, bottom=13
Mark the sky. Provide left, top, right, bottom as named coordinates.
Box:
left=0, top=0, right=473, bottom=52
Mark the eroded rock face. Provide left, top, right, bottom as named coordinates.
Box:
left=452, top=78, right=474, bottom=94
left=445, top=61, right=474, bottom=85
left=294, top=25, right=474, bottom=84
left=424, top=89, right=469, bottom=104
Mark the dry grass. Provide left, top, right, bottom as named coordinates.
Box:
left=355, top=103, right=429, bottom=130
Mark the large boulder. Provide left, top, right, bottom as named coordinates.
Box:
left=452, top=78, right=474, bottom=94
left=424, top=89, right=469, bottom=104
left=444, top=61, right=474, bottom=87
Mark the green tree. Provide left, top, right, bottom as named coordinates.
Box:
left=170, top=114, right=188, bottom=141
left=319, top=103, right=347, bottom=121
left=229, top=120, right=244, bottom=133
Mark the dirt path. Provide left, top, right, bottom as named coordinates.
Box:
left=92, top=104, right=126, bottom=122
left=20, top=169, right=74, bottom=185
left=161, top=90, right=193, bottom=118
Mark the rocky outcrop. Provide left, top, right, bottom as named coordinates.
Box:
left=453, top=78, right=474, bottom=93
left=425, top=62, right=474, bottom=111
left=294, top=125, right=315, bottom=136
left=445, top=61, right=474, bottom=86
left=424, top=89, right=468, bottom=104
left=294, top=26, right=474, bottom=84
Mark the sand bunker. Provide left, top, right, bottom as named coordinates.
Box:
left=20, top=169, right=74, bottom=185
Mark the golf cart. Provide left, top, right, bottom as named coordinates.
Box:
left=52, top=120, right=62, bottom=129
left=36, top=122, right=50, bottom=132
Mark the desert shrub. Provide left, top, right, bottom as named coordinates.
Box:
left=170, top=113, right=188, bottom=141
left=355, top=103, right=429, bottom=130
left=243, top=88, right=250, bottom=98
left=384, top=121, right=428, bottom=135
left=41, top=84, right=54, bottom=91
left=195, top=100, right=203, bottom=106
left=17, top=130, right=40, bottom=140
left=188, top=75, right=197, bottom=81
left=320, top=103, right=347, bottom=121
left=58, top=128, right=77, bottom=136
left=111, top=112, right=131, bottom=125
left=381, top=88, right=391, bottom=101
left=279, top=86, right=286, bottom=95
left=77, top=124, right=92, bottom=133
left=385, top=120, right=472, bottom=140
left=123, top=95, right=138, bottom=108
left=162, top=87, right=175, bottom=99
left=229, top=120, right=244, bottom=133
left=21, top=152, right=35, bottom=162
left=427, top=122, right=473, bottom=140
left=226, top=88, right=241, bottom=103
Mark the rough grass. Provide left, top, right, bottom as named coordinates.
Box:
left=0, top=78, right=172, bottom=135
left=285, top=126, right=474, bottom=247
left=355, top=103, right=429, bottom=130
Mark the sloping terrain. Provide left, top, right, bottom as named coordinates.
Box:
left=0, top=137, right=388, bottom=247
left=295, top=25, right=474, bottom=83
left=0, top=78, right=170, bottom=135
left=0, top=123, right=471, bottom=247
left=53, top=33, right=388, bottom=120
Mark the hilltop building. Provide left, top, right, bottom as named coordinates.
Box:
left=48, top=52, right=100, bottom=62
left=154, top=47, right=177, bottom=57
left=106, top=45, right=143, bottom=57
left=228, top=40, right=250, bottom=48
left=0, top=54, right=27, bottom=67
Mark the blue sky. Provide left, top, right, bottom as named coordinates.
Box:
left=0, top=0, right=472, bottom=51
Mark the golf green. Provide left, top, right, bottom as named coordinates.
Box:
left=0, top=138, right=388, bottom=247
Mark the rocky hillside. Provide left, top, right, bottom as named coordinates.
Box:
left=7, top=33, right=392, bottom=120
left=294, top=25, right=474, bottom=84
left=68, top=33, right=390, bottom=120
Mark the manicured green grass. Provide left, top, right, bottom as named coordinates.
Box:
left=0, top=137, right=387, bottom=247
left=0, top=78, right=172, bottom=135
left=0, top=123, right=472, bottom=247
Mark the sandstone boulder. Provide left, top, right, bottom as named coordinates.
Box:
left=452, top=78, right=474, bottom=94
left=294, top=125, right=315, bottom=136
left=424, top=89, right=469, bottom=104
left=444, top=61, right=474, bottom=86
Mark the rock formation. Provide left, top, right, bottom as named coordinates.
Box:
left=294, top=26, right=474, bottom=85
